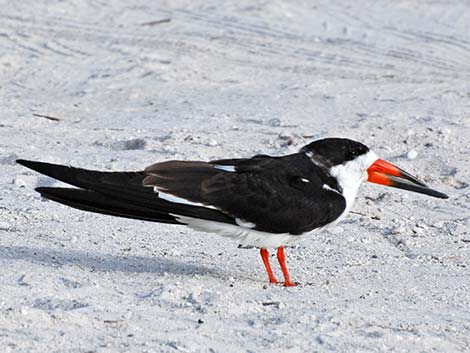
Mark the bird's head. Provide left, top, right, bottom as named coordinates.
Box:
left=301, top=138, right=448, bottom=199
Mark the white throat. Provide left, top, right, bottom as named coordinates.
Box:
left=329, top=150, right=378, bottom=219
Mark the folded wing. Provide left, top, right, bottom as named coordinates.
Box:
left=17, top=153, right=346, bottom=236
left=143, top=153, right=346, bottom=234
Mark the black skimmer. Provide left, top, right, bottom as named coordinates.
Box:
left=17, top=138, right=448, bottom=286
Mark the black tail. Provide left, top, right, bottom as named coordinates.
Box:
left=17, top=159, right=237, bottom=225
left=35, top=187, right=179, bottom=224
left=16, top=159, right=150, bottom=199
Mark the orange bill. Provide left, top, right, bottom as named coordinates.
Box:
left=367, top=159, right=448, bottom=199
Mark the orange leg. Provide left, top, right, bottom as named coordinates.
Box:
left=277, top=246, right=297, bottom=287
left=260, top=248, right=279, bottom=284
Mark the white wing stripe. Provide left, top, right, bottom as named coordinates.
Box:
left=322, top=184, right=341, bottom=194
left=157, top=191, right=218, bottom=210
left=213, top=165, right=236, bottom=172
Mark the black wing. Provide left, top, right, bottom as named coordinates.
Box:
left=144, top=153, right=346, bottom=235
left=16, top=159, right=236, bottom=225
left=17, top=153, right=346, bottom=235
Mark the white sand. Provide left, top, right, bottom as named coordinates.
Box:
left=1, top=1, right=469, bottom=352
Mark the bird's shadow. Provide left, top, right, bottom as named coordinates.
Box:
left=0, top=245, right=223, bottom=278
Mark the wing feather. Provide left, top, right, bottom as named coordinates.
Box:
left=144, top=153, right=346, bottom=234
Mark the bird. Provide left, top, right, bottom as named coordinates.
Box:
left=16, top=137, right=448, bottom=287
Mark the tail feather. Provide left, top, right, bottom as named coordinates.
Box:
left=16, top=159, right=176, bottom=208
left=16, top=159, right=148, bottom=196
left=36, top=187, right=180, bottom=224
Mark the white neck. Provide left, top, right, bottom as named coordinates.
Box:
left=329, top=150, right=378, bottom=216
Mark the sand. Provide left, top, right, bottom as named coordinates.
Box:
left=1, top=0, right=469, bottom=352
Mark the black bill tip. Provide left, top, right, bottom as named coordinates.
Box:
left=388, top=175, right=449, bottom=199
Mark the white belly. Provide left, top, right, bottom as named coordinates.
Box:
left=173, top=215, right=332, bottom=248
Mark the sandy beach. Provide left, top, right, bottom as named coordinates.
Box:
left=1, top=1, right=469, bottom=352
